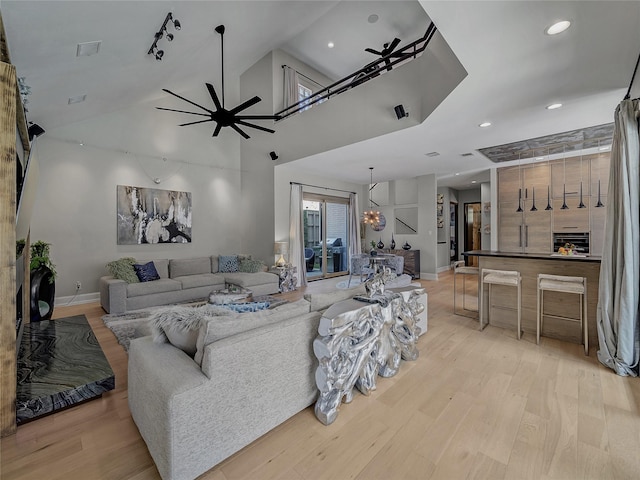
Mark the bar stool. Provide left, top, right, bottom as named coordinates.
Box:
left=537, top=274, right=588, bottom=355
left=479, top=269, right=522, bottom=339
left=453, top=260, right=478, bottom=318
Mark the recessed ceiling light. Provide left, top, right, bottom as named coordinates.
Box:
left=368, top=14, right=379, bottom=24
left=545, top=20, right=571, bottom=35
left=546, top=103, right=563, bottom=110
left=327, top=42, right=334, bottom=49
left=478, top=122, right=491, bottom=128
left=68, top=94, right=87, bottom=105
left=79, top=142, right=84, bottom=146
left=471, top=180, right=477, bottom=184
left=455, top=173, right=460, bottom=176
left=76, top=41, right=101, bottom=57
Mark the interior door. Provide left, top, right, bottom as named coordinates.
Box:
left=464, top=203, right=482, bottom=267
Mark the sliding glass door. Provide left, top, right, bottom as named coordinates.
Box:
left=303, top=194, right=350, bottom=280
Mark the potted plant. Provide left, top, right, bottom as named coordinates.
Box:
left=29, top=240, right=56, bottom=321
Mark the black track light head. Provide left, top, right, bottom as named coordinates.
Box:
left=155, top=50, right=164, bottom=61
left=394, top=104, right=408, bottom=120
left=269, top=151, right=278, bottom=161
left=166, top=33, right=174, bottom=41
left=173, top=19, right=181, bottom=30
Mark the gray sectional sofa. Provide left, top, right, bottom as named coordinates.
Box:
left=128, top=285, right=367, bottom=480
left=99, top=255, right=279, bottom=314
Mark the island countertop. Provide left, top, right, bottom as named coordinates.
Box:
left=464, top=249, right=602, bottom=263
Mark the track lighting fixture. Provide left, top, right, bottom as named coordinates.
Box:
left=394, top=104, right=408, bottom=119
left=147, top=12, right=181, bottom=61
left=269, top=151, right=279, bottom=161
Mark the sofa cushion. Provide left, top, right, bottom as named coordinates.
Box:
left=153, top=259, right=169, bottom=279
left=169, top=257, right=211, bottom=278
left=134, top=261, right=161, bottom=282
left=106, top=257, right=139, bottom=283
left=304, top=284, right=367, bottom=312
left=219, top=301, right=270, bottom=313
left=224, top=271, right=279, bottom=288
left=149, top=306, right=205, bottom=357
left=174, top=273, right=225, bottom=290
left=193, top=298, right=311, bottom=366
left=219, top=255, right=239, bottom=273
left=126, top=278, right=181, bottom=298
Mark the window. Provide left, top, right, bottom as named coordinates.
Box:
left=298, top=84, right=313, bottom=112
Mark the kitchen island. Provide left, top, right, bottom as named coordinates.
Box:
left=464, top=250, right=601, bottom=348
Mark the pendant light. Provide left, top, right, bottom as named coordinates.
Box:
left=578, top=153, right=586, bottom=208
left=561, top=148, right=569, bottom=209
left=516, top=155, right=523, bottom=212
left=530, top=186, right=538, bottom=211
left=595, top=142, right=605, bottom=207
left=362, top=167, right=381, bottom=228
left=545, top=152, right=553, bottom=210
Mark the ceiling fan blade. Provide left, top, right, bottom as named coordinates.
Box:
left=365, top=48, right=381, bottom=55
left=156, top=107, right=211, bottom=117
left=235, top=114, right=280, bottom=120
left=236, top=120, right=275, bottom=134
left=205, top=83, right=223, bottom=110
left=229, top=123, right=250, bottom=139
left=179, top=119, right=215, bottom=127
left=162, top=89, right=213, bottom=114
left=229, top=96, right=261, bottom=115
left=387, top=37, right=401, bottom=52
left=212, top=123, right=223, bottom=137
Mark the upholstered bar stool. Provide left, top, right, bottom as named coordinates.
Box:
left=479, top=269, right=522, bottom=339
left=537, top=274, right=588, bottom=355
left=453, top=260, right=479, bottom=318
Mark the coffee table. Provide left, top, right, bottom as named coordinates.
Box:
left=209, top=286, right=253, bottom=305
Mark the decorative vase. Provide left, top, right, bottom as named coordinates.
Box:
left=377, top=238, right=384, bottom=249
left=370, top=249, right=378, bottom=256
left=30, top=265, right=55, bottom=322
left=402, top=241, right=411, bottom=250
left=390, top=234, right=396, bottom=250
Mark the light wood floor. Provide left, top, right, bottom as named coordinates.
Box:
left=2, top=271, right=640, bottom=480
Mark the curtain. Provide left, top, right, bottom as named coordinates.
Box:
left=283, top=65, right=299, bottom=111
left=289, top=183, right=306, bottom=287
left=348, top=193, right=361, bottom=261
left=597, top=98, right=640, bottom=376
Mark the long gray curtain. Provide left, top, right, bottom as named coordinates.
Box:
left=348, top=193, right=361, bottom=260
left=597, top=98, right=640, bottom=376
left=283, top=65, right=299, bottom=111
left=289, top=183, right=306, bottom=287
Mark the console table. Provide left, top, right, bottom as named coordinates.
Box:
left=382, top=249, right=420, bottom=279
left=313, top=287, right=425, bottom=425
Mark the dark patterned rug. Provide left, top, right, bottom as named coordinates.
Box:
left=102, top=295, right=286, bottom=353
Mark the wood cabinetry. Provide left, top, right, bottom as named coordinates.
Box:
left=384, top=249, right=421, bottom=279
left=498, top=165, right=551, bottom=253
left=497, top=153, right=610, bottom=255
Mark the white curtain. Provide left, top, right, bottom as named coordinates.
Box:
left=283, top=66, right=299, bottom=111
left=348, top=193, right=361, bottom=260
left=597, top=98, right=640, bottom=376
left=289, top=183, right=306, bottom=287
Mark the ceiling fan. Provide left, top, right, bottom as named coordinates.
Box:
left=156, top=25, right=280, bottom=139
left=365, top=37, right=403, bottom=71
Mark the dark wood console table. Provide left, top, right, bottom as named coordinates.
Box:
left=382, top=249, right=420, bottom=279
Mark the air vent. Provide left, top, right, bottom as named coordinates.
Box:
left=460, top=152, right=474, bottom=157
left=76, top=41, right=101, bottom=57
left=68, top=94, right=87, bottom=105
left=424, top=152, right=440, bottom=157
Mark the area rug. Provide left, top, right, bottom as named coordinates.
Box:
left=335, top=278, right=364, bottom=289
left=102, top=295, right=287, bottom=353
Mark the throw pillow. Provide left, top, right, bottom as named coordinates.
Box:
left=238, top=258, right=265, bottom=273
left=133, top=261, right=160, bottom=282
left=219, top=255, right=239, bottom=273
left=106, top=257, right=139, bottom=283
left=149, top=306, right=205, bottom=357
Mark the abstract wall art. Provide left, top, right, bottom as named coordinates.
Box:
left=117, top=185, right=192, bottom=245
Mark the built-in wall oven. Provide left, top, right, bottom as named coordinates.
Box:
left=553, top=232, right=589, bottom=254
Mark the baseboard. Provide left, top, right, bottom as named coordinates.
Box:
left=56, top=292, right=100, bottom=307
left=419, top=272, right=438, bottom=281
left=437, top=265, right=451, bottom=274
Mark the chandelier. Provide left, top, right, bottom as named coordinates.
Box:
left=362, top=167, right=381, bottom=227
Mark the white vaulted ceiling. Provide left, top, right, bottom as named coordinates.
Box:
left=3, top=1, right=640, bottom=188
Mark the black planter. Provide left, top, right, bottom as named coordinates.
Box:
left=30, top=266, right=55, bottom=322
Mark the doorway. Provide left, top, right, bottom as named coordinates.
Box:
left=303, top=194, right=350, bottom=281
left=464, top=202, right=482, bottom=267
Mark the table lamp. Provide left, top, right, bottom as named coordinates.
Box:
left=274, top=242, right=288, bottom=267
